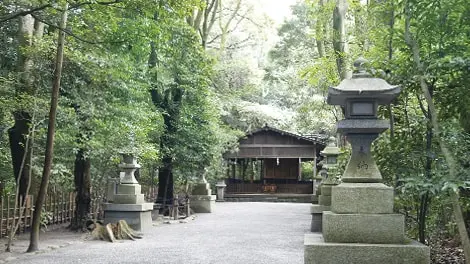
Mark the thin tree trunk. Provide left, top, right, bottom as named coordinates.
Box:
left=404, top=2, right=470, bottom=261
left=27, top=5, right=67, bottom=252
left=6, top=124, right=34, bottom=252
left=418, top=109, right=433, bottom=244
left=315, top=0, right=326, bottom=58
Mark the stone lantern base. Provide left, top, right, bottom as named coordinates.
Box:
left=104, top=203, right=153, bottom=232
left=104, top=183, right=153, bottom=232
left=190, top=195, right=216, bottom=213
left=305, top=233, right=429, bottom=264
left=310, top=183, right=335, bottom=232
left=304, top=182, right=429, bottom=264
left=190, top=182, right=216, bottom=213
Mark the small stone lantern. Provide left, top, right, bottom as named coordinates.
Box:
left=103, top=153, right=153, bottom=232
left=319, top=137, right=341, bottom=185
left=310, top=137, right=341, bottom=232
left=304, top=58, right=429, bottom=264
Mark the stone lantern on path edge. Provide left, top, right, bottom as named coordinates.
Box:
left=304, top=58, right=430, bottom=264
left=310, top=137, right=341, bottom=232
left=103, top=153, right=153, bottom=232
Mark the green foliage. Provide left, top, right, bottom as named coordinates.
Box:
left=0, top=0, right=242, bottom=198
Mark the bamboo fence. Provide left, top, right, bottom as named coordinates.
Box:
left=0, top=191, right=103, bottom=239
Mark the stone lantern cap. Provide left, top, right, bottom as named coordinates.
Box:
left=327, top=58, right=401, bottom=107
left=320, top=137, right=341, bottom=157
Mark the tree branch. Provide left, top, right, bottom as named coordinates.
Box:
left=0, top=1, right=123, bottom=24
left=31, top=14, right=123, bottom=45
left=0, top=4, right=51, bottom=23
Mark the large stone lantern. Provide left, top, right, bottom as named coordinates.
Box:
left=304, top=59, right=429, bottom=264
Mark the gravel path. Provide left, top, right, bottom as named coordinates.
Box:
left=13, top=202, right=310, bottom=264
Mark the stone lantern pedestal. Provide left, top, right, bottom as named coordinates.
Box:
left=104, top=154, right=153, bottom=232
left=190, top=174, right=216, bottom=213
left=311, top=137, right=341, bottom=232
left=304, top=59, right=429, bottom=263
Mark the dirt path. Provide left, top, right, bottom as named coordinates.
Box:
left=1, top=202, right=310, bottom=264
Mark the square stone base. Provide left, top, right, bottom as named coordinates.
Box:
left=190, top=195, right=216, bottom=213
left=113, top=193, right=145, bottom=204
left=332, top=183, right=394, bottom=214
left=323, top=211, right=405, bottom=244
left=304, top=233, right=430, bottom=264
left=104, top=203, right=153, bottom=232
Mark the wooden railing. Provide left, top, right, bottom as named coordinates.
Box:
left=142, top=186, right=158, bottom=202
left=0, top=191, right=103, bottom=239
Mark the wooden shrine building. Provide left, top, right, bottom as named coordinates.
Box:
left=224, top=125, right=326, bottom=195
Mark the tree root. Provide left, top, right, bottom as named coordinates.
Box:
left=88, top=220, right=142, bottom=242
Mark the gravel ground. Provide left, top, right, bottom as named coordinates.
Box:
left=4, top=202, right=310, bottom=264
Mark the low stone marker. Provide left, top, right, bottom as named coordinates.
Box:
left=216, top=180, right=227, bottom=202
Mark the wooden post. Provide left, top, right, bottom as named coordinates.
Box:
left=19, top=195, right=23, bottom=233
left=249, top=158, right=254, bottom=183
left=313, top=156, right=317, bottom=195
left=53, top=191, right=57, bottom=225
left=24, top=196, right=30, bottom=232
left=173, top=195, right=179, bottom=220
left=69, top=192, right=73, bottom=221
left=1, top=195, right=4, bottom=238
left=186, top=197, right=190, bottom=217
left=30, top=195, right=34, bottom=227
left=6, top=194, right=10, bottom=238
left=65, top=192, right=69, bottom=221
left=56, top=191, right=59, bottom=224
left=61, top=191, right=65, bottom=223
left=95, top=197, right=99, bottom=221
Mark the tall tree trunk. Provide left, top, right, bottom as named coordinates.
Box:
left=156, top=156, right=174, bottom=212
left=8, top=111, right=32, bottom=202
left=404, top=2, right=470, bottom=261
left=27, top=5, right=67, bottom=252
left=9, top=14, right=35, bottom=202
left=333, top=0, right=351, bottom=80
left=70, top=103, right=92, bottom=230
left=71, top=149, right=91, bottom=231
